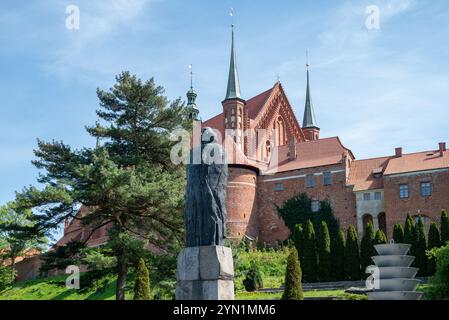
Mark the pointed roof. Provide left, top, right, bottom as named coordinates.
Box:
left=302, top=68, right=318, bottom=128
left=224, top=27, right=242, bottom=100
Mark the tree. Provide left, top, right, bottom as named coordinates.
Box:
left=281, top=247, right=303, bottom=300
left=393, top=223, right=404, bottom=243
left=441, top=210, right=449, bottom=246
left=413, top=217, right=428, bottom=276
left=427, top=222, right=441, bottom=276
left=344, top=225, right=360, bottom=281
left=317, top=221, right=331, bottom=282
left=39, top=241, right=86, bottom=275
left=360, top=223, right=375, bottom=277
left=0, top=202, right=46, bottom=275
left=302, top=220, right=318, bottom=283
left=374, top=230, right=387, bottom=245
left=134, top=258, right=151, bottom=300
left=293, top=224, right=304, bottom=263
left=404, top=214, right=415, bottom=255
left=13, top=73, right=189, bottom=300
left=243, top=261, right=263, bottom=292
left=0, top=265, right=15, bottom=291
left=331, top=229, right=345, bottom=281
left=426, top=243, right=449, bottom=299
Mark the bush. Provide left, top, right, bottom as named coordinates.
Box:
left=426, top=243, right=449, bottom=299
left=427, top=222, right=441, bottom=276
left=0, top=265, right=15, bottom=291
left=281, top=247, right=303, bottom=300
left=441, top=210, right=449, bottom=246
left=344, top=225, right=360, bottom=281
left=413, top=217, right=428, bottom=277
left=133, top=258, right=151, bottom=300
left=243, top=261, right=264, bottom=292
left=317, top=221, right=331, bottom=282
left=293, top=224, right=304, bottom=263
left=404, top=214, right=415, bottom=247
left=302, top=220, right=318, bottom=283
left=331, top=229, right=345, bottom=281
left=393, top=224, right=404, bottom=243
left=374, top=230, right=387, bottom=245
left=360, top=223, right=375, bottom=277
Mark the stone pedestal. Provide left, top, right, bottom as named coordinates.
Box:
left=176, top=246, right=235, bottom=300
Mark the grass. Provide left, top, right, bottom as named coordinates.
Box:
left=236, top=289, right=367, bottom=300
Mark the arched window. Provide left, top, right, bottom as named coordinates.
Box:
left=378, top=212, right=387, bottom=235
left=362, top=214, right=374, bottom=229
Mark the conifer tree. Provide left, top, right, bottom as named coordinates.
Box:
left=413, top=217, right=428, bottom=276
left=317, top=221, right=331, bottom=282
left=302, top=220, right=318, bottom=283
left=243, top=261, right=264, bottom=292
left=293, top=224, right=304, bottom=263
left=344, top=225, right=360, bottom=281
left=282, top=247, right=303, bottom=300
left=404, top=214, right=415, bottom=256
left=374, top=230, right=387, bottom=245
left=360, top=223, right=375, bottom=277
left=427, top=222, right=441, bottom=276
left=133, top=258, right=151, bottom=300
left=441, top=210, right=449, bottom=246
left=331, top=229, right=345, bottom=281
left=393, top=223, right=404, bottom=243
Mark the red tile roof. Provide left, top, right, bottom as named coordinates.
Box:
left=348, top=156, right=391, bottom=191
left=384, top=149, right=449, bottom=175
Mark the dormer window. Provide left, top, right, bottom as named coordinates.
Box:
left=372, top=167, right=383, bottom=179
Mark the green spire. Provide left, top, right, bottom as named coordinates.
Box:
left=302, top=54, right=318, bottom=129
left=187, top=64, right=199, bottom=120
left=224, top=24, right=242, bottom=101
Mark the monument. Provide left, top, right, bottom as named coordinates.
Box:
left=176, top=127, right=235, bottom=300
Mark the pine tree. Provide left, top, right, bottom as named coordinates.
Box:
left=302, top=220, right=318, bottom=283
left=374, top=230, right=387, bottom=245
left=360, top=223, right=375, bottom=277
left=427, top=222, right=441, bottom=276
left=393, top=223, right=404, bottom=243
left=282, top=247, right=303, bottom=300
left=317, top=221, right=331, bottom=282
left=404, top=214, right=415, bottom=256
left=331, top=229, right=345, bottom=281
left=293, top=224, right=304, bottom=263
left=441, top=210, right=449, bottom=246
left=133, top=258, right=151, bottom=300
left=344, top=225, right=360, bottom=281
left=413, top=217, right=428, bottom=276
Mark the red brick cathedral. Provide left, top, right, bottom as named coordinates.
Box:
left=190, top=27, right=449, bottom=245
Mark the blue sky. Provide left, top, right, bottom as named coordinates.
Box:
left=0, top=0, right=449, bottom=205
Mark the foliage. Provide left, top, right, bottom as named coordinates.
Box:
left=373, top=230, right=387, bottom=245
left=426, top=243, right=449, bottom=299
left=360, top=223, right=375, bottom=277
left=133, top=258, right=151, bottom=300
left=276, top=193, right=340, bottom=241
left=12, top=72, right=189, bottom=300
left=331, top=229, right=345, bottom=281
left=441, top=210, right=449, bottom=246
left=413, top=217, right=428, bottom=277
left=40, top=241, right=86, bottom=274
left=281, top=247, right=303, bottom=300
left=427, top=222, right=441, bottom=276
left=344, top=225, right=360, bottom=281
left=0, top=265, right=16, bottom=291
left=302, top=220, right=318, bottom=283
left=393, top=223, right=404, bottom=243
left=293, top=224, right=304, bottom=263
left=243, top=261, right=263, bottom=292
left=404, top=214, right=415, bottom=248
left=317, top=221, right=331, bottom=282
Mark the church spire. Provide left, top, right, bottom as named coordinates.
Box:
left=302, top=51, right=320, bottom=140
left=187, top=64, right=199, bottom=120
left=224, top=9, right=242, bottom=101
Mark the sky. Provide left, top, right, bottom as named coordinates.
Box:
left=0, top=0, right=448, bottom=206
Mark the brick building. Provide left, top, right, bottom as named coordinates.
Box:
left=195, top=26, right=449, bottom=244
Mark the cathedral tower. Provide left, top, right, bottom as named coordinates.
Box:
left=302, top=60, right=320, bottom=141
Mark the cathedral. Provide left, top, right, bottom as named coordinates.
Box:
left=185, top=26, right=449, bottom=245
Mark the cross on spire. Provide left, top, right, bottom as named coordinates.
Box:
left=224, top=8, right=242, bottom=101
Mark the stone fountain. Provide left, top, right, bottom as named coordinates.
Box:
left=367, top=242, right=422, bottom=300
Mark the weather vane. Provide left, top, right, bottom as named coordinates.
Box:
left=188, top=64, right=193, bottom=90
left=306, top=49, right=310, bottom=70
left=230, top=8, right=234, bottom=28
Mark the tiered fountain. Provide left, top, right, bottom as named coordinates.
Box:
left=367, top=242, right=422, bottom=300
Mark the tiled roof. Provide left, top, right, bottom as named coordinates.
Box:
left=274, top=137, right=353, bottom=173
left=348, top=156, right=391, bottom=191
left=384, top=149, right=449, bottom=175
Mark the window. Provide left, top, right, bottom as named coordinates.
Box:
left=399, top=184, right=409, bottom=199
left=374, top=192, right=382, bottom=200
left=231, top=108, right=235, bottom=115
left=274, top=183, right=284, bottom=191
left=306, top=174, right=315, bottom=188
left=363, top=193, right=371, bottom=201
left=421, top=182, right=431, bottom=196
left=311, top=200, right=321, bottom=213
left=323, top=172, right=332, bottom=185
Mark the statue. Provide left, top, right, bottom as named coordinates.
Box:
left=184, top=127, right=228, bottom=247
